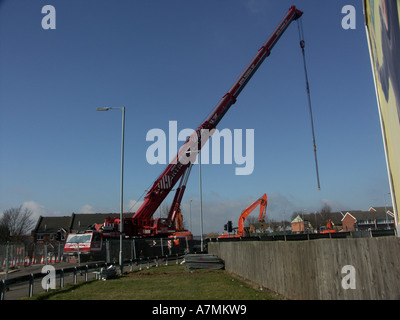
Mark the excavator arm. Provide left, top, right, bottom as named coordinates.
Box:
left=237, top=194, right=268, bottom=237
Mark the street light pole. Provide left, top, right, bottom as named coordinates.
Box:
left=119, top=107, right=125, bottom=272
left=190, top=199, right=193, bottom=232
left=96, top=106, right=125, bottom=273
left=199, top=148, right=204, bottom=252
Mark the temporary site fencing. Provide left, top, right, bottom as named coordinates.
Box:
left=101, top=237, right=202, bottom=264
left=0, top=237, right=202, bottom=274
left=0, top=237, right=203, bottom=300
left=0, top=242, right=66, bottom=273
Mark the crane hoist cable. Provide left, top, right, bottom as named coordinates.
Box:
left=297, top=17, right=321, bottom=191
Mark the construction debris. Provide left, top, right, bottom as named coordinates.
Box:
left=101, top=265, right=118, bottom=280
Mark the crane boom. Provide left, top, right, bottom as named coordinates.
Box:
left=132, top=6, right=303, bottom=236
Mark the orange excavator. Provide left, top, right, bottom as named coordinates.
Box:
left=319, top=219, right=336, bottom=234
left=219, top=194, right=268, bottom=238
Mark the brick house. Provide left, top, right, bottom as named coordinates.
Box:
left=31, top=216, right=70, bottom=243
left=291, top=215, right=313, bottom=233
left=341, top=207, right=394, bottom=232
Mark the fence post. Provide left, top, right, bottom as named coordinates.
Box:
left=0, top=279, right=5, bottom=300
left=165, top=255, right=168, bottom=266
left=85, top=265, right=88, bottom=282
left=5, top=242, right=9, bottom=281
left=73, top=267, right=77, bottom=284
left=132, top=239, right=136, bottom=261
left=44, top=244, right=48, bottom=265
left=106, top=240, right=110, bottom=263
left=22, top=246, right=26, bottom=268
left=28, top=274, right=34, bottom=298
left=94, top=264, right=99, bottom=280
left=60, top=269, right=64, bottom=288
left=58, top=242, right=61, bottom=262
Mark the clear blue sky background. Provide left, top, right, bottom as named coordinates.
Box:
left=0, top=0, right=391, bottom=234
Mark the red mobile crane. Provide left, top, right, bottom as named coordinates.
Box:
left=64, top=6, right=303, bottom=257
left=219, top=194, right=268, bottom=238
left=132, top=5, right=303, bottom=237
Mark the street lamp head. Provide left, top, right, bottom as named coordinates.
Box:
left=96, top=107, right=110, bottom=111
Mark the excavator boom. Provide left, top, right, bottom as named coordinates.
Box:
left=237, top=194, right=268, bottom=237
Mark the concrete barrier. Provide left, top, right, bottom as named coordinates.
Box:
left=208, top=236, right=400, bottom=299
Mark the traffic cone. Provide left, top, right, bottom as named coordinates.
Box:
left=40, top=256, right=44, bottom=264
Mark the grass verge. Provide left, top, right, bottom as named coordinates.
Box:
left=28, top=264, right=278, bottom=300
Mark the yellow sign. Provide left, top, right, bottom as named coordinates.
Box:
left=364, top=0, right=400, bottom=231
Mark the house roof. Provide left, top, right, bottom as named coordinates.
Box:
left=32, top=212, right=137, bottom=234
left=328, top=212, right=345, bottom=225
left=291, top=215, right=303, bottom=223
left=369, top=206, right=394, bottom=215
left=341, top=209, right=394, bottom=222
left=70, top=212, right=135, bottom=232
left=33, top=216, right=72, bottom=233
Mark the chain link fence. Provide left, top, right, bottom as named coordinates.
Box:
left=0, top=242, right=65, bottom=275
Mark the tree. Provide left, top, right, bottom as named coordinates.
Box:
left=291, top=210, right=304, bottom=221
left=245, top=216, right=258, bottom=227
left=290, top=204, right=333, bottom=230
left=158, top=203, right=187, bottom=230
left=319, top=203, right=332, bottom=224
left=205, top=232, right=219, bottom=239
left=160, top=203, right=170, bottom=218
left=0, top=205, right=34, bottom=242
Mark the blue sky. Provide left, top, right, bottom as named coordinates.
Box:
left=0, top=0, right=392, bottom=235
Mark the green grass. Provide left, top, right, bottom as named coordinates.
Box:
left=28, top=264, right=278, bottom=300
